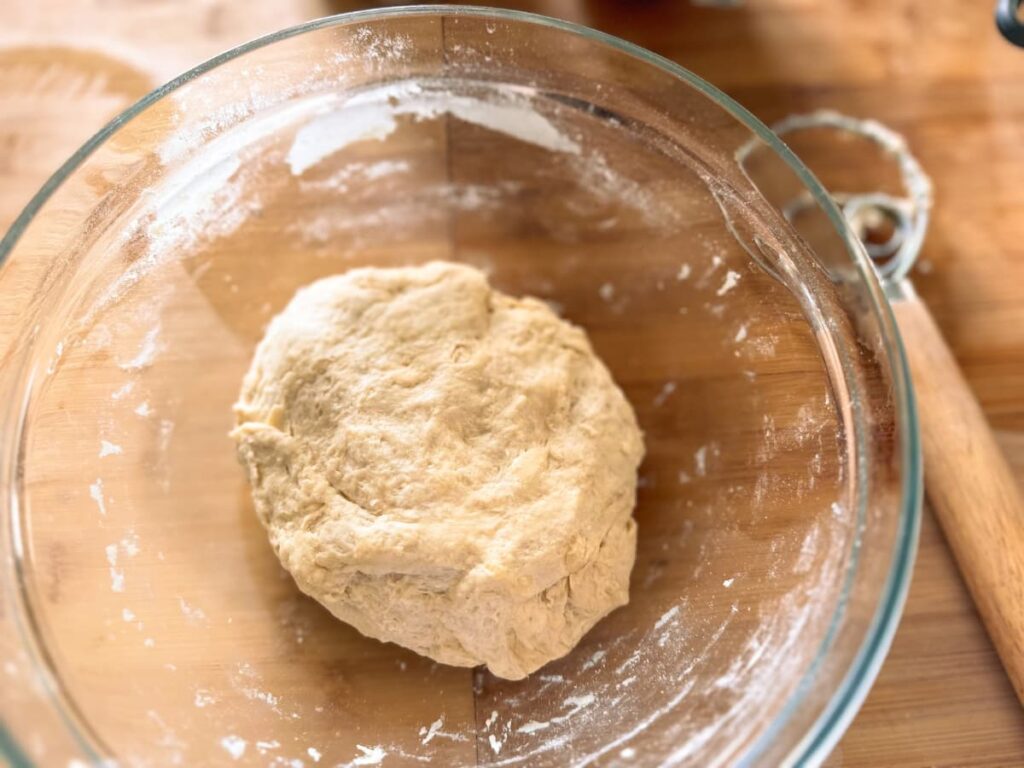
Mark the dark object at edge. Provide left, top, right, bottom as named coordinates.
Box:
left=997, top=0, right=1024, bottom=47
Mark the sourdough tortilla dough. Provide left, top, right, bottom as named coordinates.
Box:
left=232, top=261, right=644, bottom=679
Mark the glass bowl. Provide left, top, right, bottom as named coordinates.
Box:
left=0, top=7, right=919, bottom=767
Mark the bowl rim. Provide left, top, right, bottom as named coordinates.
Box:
left=0, top=5, right=921, bottom=766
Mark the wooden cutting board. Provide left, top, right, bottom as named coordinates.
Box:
left=1, top=0, right=1021, bottom=764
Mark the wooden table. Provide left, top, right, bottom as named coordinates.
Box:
left=1, top=0, right=1021, bottom=764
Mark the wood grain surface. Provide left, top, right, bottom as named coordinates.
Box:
left=0, top=0, right=1022, bottom=765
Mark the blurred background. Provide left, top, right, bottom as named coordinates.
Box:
left=1, top=0, right=1022, bottom=764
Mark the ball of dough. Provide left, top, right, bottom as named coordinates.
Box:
left=231, top=261, right=644, bottom=679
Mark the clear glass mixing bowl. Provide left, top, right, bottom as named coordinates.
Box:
left=0, top=7, right=920, bottom=767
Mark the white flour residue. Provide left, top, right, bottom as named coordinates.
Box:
left=713, top=623, right=772, bottom=694
left=146, top=153, right=245, bottom=257
left=347, top=744, right=386, bottom=766
left=654, top=605, right=681, bottom=631
left=287, top=80, right=580, bottom=177
left=220, top=735, right=246, bottom=760
left=642, top=558, right=667, bottom=589
left=662, top=599, right=816, bottom=764
left=229, top=662, right=295, bottom=718
left=83, top=82, right=301, bottom=317
left=794, top=523, right=821, bottom=574
left=105, top=544, right=124, bottom=593
left=734, top=324, right=748, bottom=343
left=158, top=419, right=175, bottom=468
left=652, top=381, right=677, bottom=408
left=598, top=282, right=615, bottom=302
left=750, top=334, right=778, bottom=357
left=111, top=381, right=135, bottom=400
left=121, top=607, right=135, bottom=622
left=92, top=118, right=266, bottom=317
left=810, top=452, right=823, bottom=479
left=299, top=159, right=410, bottom=192
left=287, top=104, right=397, bottom=175
left=256, top=740, right=281, bottom=754
left=723, top=578, right=735, bottom=588
left=45, top=340, right=64, bottom=375
left=557, top=694, right=595, bottom=722
left=104, top=532, right=139, bottom=593
left=194, top=690, right=217, bottom=708
left=121, top=529, right=140, bottom=556
left=488, top=734, right=503, bottom=755
left=307, top=747, right=322, bottom=762
left=296, top=179, right=520, bottom=244
left=485, top=710, right=499, bottom=730
left=694, top=445, right=708, bottom=477
left=381, top=746, right=435, bottom=764
left=581, top=650, right=606, bottom=671
left=424, top=92, right=580, bottom=155
left=419, top=716, right=443, bottom=745
left=695, top=254, right=725, bottom=290
left=701, top=302, right=724, bottom=320
left=158, top=85, right=290, bottom=166
left=353, top=26, right=412, bottom=64
left=134, top=401, right=152, bottom=417
left=574, top=151, right=678, bottom=228
left=614, top=648, right=641, bottom=676
left=566, top=616, right=733, bottom=768
left=178, top=597, right=208, bottom=625
left=99, top=440, right=123, bottom=458
left=89, top=479, right=107, bottom=516
left=793, top=402, right=821, bottom=446
left=518, top=720, right=550, bottom=734
left=119, top=325, right=162, bottom=372
left=757, top=413, right=779, bottom=464
left=716, top=270, right=741, bottom=296
left=512, top=692, right=598, bottom=741
left=677, top=263, right=692, bottom=280
left=84, top=323, right=113, bottom=351
left=361, top=159, right=409, bottom=180
left=147, top=709, right=185, bottom=756
left=243, top=686, right=277, bottom=709
left=444, top=184, right=514, bottom=210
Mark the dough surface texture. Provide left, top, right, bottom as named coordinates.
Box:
left=232, top=261, right=644, bottom=679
